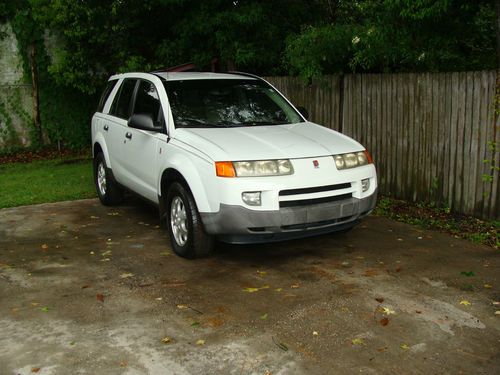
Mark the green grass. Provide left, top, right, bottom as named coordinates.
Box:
left=0, top=158, right=96, bottom=208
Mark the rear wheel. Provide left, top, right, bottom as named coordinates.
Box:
left=93, top=152, right=123, bottom=206
left=166, top=182, right=214, bottom=259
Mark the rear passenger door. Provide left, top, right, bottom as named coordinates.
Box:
left=120, top=79, right=164, bottom=203
left=105, top=78, right=138, bottom=184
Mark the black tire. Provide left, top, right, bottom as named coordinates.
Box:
left=93, top=152, right=124, bottom=206
left=166, top=182, right=214, bottom=259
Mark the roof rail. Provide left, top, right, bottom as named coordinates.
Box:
left=227, top=71, right=265, bottom=80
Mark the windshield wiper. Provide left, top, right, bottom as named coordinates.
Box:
left=238, top=120, right=288, bottom=126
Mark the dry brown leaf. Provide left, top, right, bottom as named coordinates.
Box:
left=96, top=294, right=104, bottom=302
left=380, top=317, right=389, bottom=326
left=375, top=297, right=384, bottom=303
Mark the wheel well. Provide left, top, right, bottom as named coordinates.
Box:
left=93, top=142, right=103, bottom=158
left=159, top=169, right=191, bottom=220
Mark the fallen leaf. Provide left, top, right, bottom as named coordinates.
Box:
left=380, top=317, right=389, bottom=326
left=100, top=258, right=110, bottom=262
left=494, top=311, right=500, bottom=315
left=272, top=337, right=288, bottom=351
left=484, top=284, right=492, bottom=289
left=177, top=304, right=189, bottom=309
left=290, top=283, right=300, bottom=289
left=155, top=297, right=163, bottom=301
left=161, top=337, right=172, bottom=344
left=375, top=298, right=384, bottom=303
left=41, top=244, right=48, bottom=250
left=351, top=338, right=366, bottom=346
left=461, top=271, right=475, bottom=277
left=379, top=307, right=396, bottom=315
left=96, top=294, right=105, bottom=302
left=377, top=346, right=388, bottom=352
left=31, top=368, right=40, bottom=373
left=459, top=300, right=471, bottom=306
left=31, top=302, right=39, bottom=307
left=119, top=360, right=127, bottom=368
left=196, top=339, right=205, bottom=346
left=260, top=313, right=268, bottom=320
left=395, top=267, right=402, bottom=272
left=415, top=310, right=422, bottom=314
left=400, top=344, right=410, bottom=350
left=191, top=322, right=200, bottom=327
left=101, top=250, right=112, bottom=257
left=40, top=307, right=49, bottom=312
left=119, top=273, right=134, bottom=279
left=274, top=288, right=282, bottom=292
left=89, top=251, right=95, bottom=255
left=81, top=285, right=90, bottom=289
left=243, top=287, right=260, bottom=293
left=312, top=331, right=319, bottom=336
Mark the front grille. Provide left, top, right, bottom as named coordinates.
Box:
left=279, top=183, right=351, bottom=196
left=279, top=193, right=352, bottom=208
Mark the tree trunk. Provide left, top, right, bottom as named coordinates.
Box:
left=497, top=0, right=500, bottom=68
left=29, top=42, right=42, bottom=146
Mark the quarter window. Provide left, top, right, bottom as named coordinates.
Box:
left=97, top=79, right=118, bottom=113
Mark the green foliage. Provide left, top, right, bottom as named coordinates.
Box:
left=3, top=0, right=97, bottom=150
left=285, top=0, right=497, bottom=80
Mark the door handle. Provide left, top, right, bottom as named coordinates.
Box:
left=103, top=125, right=109, bottom=131
left=125, top=132, right=132, bottom=140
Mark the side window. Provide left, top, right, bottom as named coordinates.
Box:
left=133, top=80, right=162, bottom=126
left=97, top=79, right=118, bottom=113
left=110, top=79, right=137, bottom=119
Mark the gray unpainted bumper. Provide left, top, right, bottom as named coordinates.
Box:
left=201, top=190, right=378, bottom=244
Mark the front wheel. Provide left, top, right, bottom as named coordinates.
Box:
left=166, top=182, right=214, bottom=259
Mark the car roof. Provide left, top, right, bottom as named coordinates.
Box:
left=153, top=72, right=257, bottom=81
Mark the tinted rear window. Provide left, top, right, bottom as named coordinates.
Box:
left=110, top=79, right=137, bottom=119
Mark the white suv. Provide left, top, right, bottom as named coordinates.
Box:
left=91, top=72, right=377, bottom=258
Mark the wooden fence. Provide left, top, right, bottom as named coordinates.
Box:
left=266, top=71, right=500, bottom=220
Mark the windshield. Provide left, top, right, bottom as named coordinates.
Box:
left=163, top=79, right=303, bottom=128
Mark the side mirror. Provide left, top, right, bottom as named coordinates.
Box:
left=128, top=114, right=157, bottom=131
left=296, top=106, right=309, bottom=120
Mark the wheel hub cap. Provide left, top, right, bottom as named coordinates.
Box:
left=97, top=162, right=107, bottom=196
left=170, top=196, right=188, bottom=246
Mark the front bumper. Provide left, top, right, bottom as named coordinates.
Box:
left=201, top=189, right=377, bottom=243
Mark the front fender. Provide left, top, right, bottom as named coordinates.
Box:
left=158, top=153, right=215, bottom=213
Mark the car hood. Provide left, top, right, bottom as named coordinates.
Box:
left=173, top=122, right=364, bottom=161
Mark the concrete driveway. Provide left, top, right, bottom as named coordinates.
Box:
left=0, top=199, right=499, bottom=374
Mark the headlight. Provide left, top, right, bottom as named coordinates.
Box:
left=234, top=159, right=294, bottom=177
left=215, top=160, right=294, bottom=177
left=334, top=151, right=372, bottom=170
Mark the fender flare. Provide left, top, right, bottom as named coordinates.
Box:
left=157, top=153, right=214, bottom=214
left=93, top=134, right=112, bottom=169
